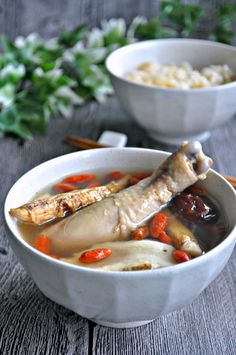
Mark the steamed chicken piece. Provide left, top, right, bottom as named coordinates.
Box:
left=62, top=240, right=177, bottom=270
left=9, top=175, right=130, bottom=225
left=42, top=141, right=213, bottom=253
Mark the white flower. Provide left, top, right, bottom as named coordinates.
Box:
left=26, top=33, right=41, bottom=44
left=62, top=49, right=75, bottom=61
left=45, top=38, right=58, bottom=50
left=0, top=64, right=25, bottom=79
left=0, top=84, right=15, bottom=107
left=34, top=67, right=44, bottom=77
left=87, top=28, right=104, bottom=48
left=101, top=18, right=126, bottom=38
left=56, top=86, right=84, bottom=105
left=14, top=36, right=26, bottom=48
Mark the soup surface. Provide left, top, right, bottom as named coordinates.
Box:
left=19, top=169, right=227, bottom=270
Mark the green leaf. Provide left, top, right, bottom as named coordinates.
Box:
left=0, top=107, right=32, bottom=139
left=211, top=4, right=236, bottom=44
left=136, top=17, right=176, bottom=40
left=74, top=85, right=92, bottom=101
left=161, top=0, right=203, bottom=37
left=0, top=35, right=16, bottom=53
left=58, top=24, right=86, bottom=47
left=0, top=35, right=21, bottom=65
left=126, top=16, right=146, bottom=40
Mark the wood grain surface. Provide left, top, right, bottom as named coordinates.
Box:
left=0, top=97, right=236, bottom=354
left=0, top=0, right=234, bottom=40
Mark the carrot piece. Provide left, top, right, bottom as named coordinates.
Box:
left=158, top=231, right=172, bottom=245
left=130, top=226, right=149, bottom=240
left=149, top=213, right=168, bottom=238
left=52, top=183, right=77, bottom=192
left=136, top=172, right=150, bottom=180
left=129, top=176, right=140, bottom=185
left=110, top=171, right=122, bottom=180
left=63, top=174, right=96, bottom=184
left=35, top=235, right=51, bottom=254
left=172, top=250, right=190, bottom=263
left=87, top=181, right=101, bottom=188
left=79, top=248, right=112, bottom=263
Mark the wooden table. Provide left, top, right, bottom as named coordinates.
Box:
left=1, top=97, right=236, bottom=354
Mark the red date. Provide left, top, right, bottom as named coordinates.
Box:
left=171, top=193, right=218, bottom=223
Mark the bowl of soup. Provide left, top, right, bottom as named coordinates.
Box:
left=4, top=145, right=236, bottom=328
left=106, top=39, right=236, bottom=145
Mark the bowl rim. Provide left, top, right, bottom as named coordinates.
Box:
left=105, top=38, right=236, bottom=93
left=4, top=147, right=236, bottom=277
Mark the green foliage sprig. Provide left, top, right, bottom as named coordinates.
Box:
left=211, top=3, right=236, bottom=44
left=0, top=0, right=235, bottom=139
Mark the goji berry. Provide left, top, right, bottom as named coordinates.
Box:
left=63, top=174, right=96, bottom=184
left=79, top=248, right=112, bottom=263
left=172, top=250, right=190, bottom=263
left=130, top=226, right=149, bottom=240
left=159, top=231, right=172, bottom=245
left=149, top=213, right=168, bottom=238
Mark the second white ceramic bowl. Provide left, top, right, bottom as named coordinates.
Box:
left=4, top=148, right=236, bottom=328
left=106, top=39, right=236, bottom=145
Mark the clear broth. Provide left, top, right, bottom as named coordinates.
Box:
left=19, top=169, right=228, bottom=261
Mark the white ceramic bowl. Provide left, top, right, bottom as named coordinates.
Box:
left=4, top=148, right=236, bottom=328
left=106, top=39, right=236, bottom=145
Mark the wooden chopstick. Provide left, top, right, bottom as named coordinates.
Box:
left=223, top=175, right=236, bottom=189
left=64, top=135, right=236, bottom=189
left=64, top=135, right=109, bottom=149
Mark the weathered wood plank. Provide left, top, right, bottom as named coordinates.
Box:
left=0, top=0, right=17, bottom=38
left=1, top=0, right=235, bottom=41
left=0, top=260, right=89, bottom=354
left=11, top=0, right=161, bottom=38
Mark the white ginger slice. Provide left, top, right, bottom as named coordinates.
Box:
left=61, top=240, right=177, bottom=271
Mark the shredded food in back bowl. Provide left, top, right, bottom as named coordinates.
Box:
left=126, top=61, right=235, bottom=89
